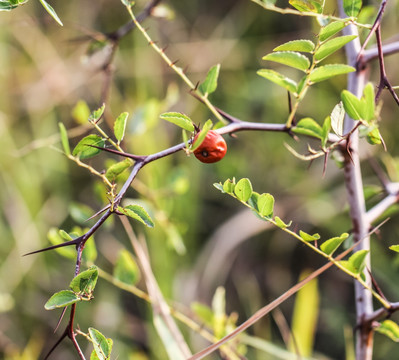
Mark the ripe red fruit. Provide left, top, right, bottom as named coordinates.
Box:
left=193, top=130, right=227, bottom=163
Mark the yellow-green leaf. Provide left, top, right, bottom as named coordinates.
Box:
left=257, top=69, right=298, bottom=93
left=273, top=39, right=315, bottom=53
left=263, top=51, right=310, bottom=72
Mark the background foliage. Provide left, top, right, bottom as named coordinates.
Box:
left=1, top=0, right=399, bottom=359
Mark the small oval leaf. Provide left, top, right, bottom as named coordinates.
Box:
left=389, top=245, right=399, bottom=253
left=376, top=320, right=399, bottom=342
left=289, top=0, right=322, bottom=13
left=320, top=233, right=349, bottom=255
left=275, top=216, right=292, bottom=229
left=234, top=178, right=253, bottom=202
left=69, top=266, right=99, bottom=295
left=160, top=112, right=195, bottom=132
left=257, top=193, right=275, bottom=218
left=315, top=35, right=357, bottom=62
left=58, top=122, right=71, bottom=155
left=114, top=249, right=140, bottom=285
left=331, top=102, right=346, bottom=136
left=348, top=249, right=369, bottom=275
left=199, top=64, right=221, bottom=95
left=89, top=104, right=105, bottom=123
left=223, top=179, right=235, bottom=194
left=105, top=159, right=134, bottom=181
left=114, top=112, right=129, bottom=143
left=257, top=69, right=298, bottom=93
left=299, top=230, right=320, bottom=242
left=341, top=90, right=363, bottom=120
left=89, top=328, right=113, bottom=360
left=319, top=21, right=348, bottom=42
left=45, top=290, right=80, bottom=310
left=309, top=64, right=355, bottom=83
left=292, top=117, right=324, bottom=139
left=343, top=0, right=362, bottom=17
left=72, top=135, right=105, bottom=159
left=273, top=39, right=315, bottom=53
left=118, top=205, right=155, bottom=228
left=263, top=51, right=310, bottom=72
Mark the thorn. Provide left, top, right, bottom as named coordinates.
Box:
left=170, top=59, right=179, bottom=67
left=160, top=45, right=168, bottom=53
left=23, top=237, right=82, bottom=256
left=182, top=65, right=189, bottom=75
left=54, top=307, right=68, bottom=333
left=85, top=204, right=111, bottom=222
left=87, top=144, right=146, bottom=161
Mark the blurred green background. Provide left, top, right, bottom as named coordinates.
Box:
left=1, top=0, right=399, bottom=359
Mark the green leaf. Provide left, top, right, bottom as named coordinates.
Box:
left=213, top=183, right=224, bottom=192
left=343, top=0, right=362, bottom=17
left=223, top=179, right=235, bottom=194
left=0, top=0, right=26, bottom=11
left=257, top=69, right=298, bottom=93
left=321, top=115, right=331, bottom=147
left=72, top=100, right=91, bottom=125
left=275, top=216, right=292, bottom=229
left=191, top=119, right=213, bottom=151
left=191, top=302, right=214, bottom=328
left=44, top=290, right=80, bottom=310
left=347, top=249, right=369, bottom=275
left=366, top=127, right=382, bottom=145
left=263, top=51, right=310, bottom=72
left=309, top=64, right=355, bottom=83
left=199, top=64, right=221, bottom=95
left=82, top=236, right=98, bottom=263
left=320, top=233, right=349, bottom=255
left=389, top=245, right=399, bottom=253
left=105, top=158, right=134, bottom=181
left=248, top=191, right=260, bottom=212
left=234, top=178, right=253, bottom=202
left=290, top=270, right=319, bottom=357
left=289, top=0, right=322, bottom=13
left=69, top=266, right=99, bottom=295
left=273, top=40, right=315, bottom=53
left=376, top=320, right=399, bottom=342
left=89, top=328, right=113, bottom=360
left=160, top=112, right=195, bottom=132
left=58, top=123, right=71, bottom=155
left=315, top=35, right=357, bottom=62
left=330, top=102, right=346, bottom=137
left=117, top=205, right=155, bottom=228
left=299, top=230, right=320, bottom=242
left=319, top=21, right=348, bottom=42
left=38, top=0, right=63, bottom=26
left=114, top=112, right=129, bottom=143
left=47, top=228, right=76, bottom=259
left=114, top=249, right=140, bottom=285
left=341, top=90, right=363, bottom=120
left=72, top=135, right=105, bottom=159
left=292, top=117, right=324, bottom=139
left=89, top=104, right=105, bottom=123
left=257, top=193, right=274, bottom=217
left=362, top=82, right=375, bottom=122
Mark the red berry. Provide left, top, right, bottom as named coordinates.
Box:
left=193, top=130, right=227, bottom=163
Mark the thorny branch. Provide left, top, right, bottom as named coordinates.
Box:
left=25, top=0, right=399, bottom=358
